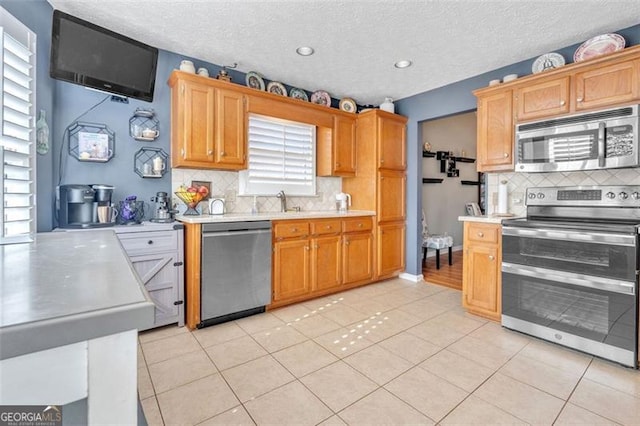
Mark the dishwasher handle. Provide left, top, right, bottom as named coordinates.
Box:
left=203, top=229, right=272, bottom=238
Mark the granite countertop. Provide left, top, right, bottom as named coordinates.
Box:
left=176, top=209, right=376, bottom=224
left=0, top=231, right=155, bottom=360
left=458, top=215, right=520, bottom=224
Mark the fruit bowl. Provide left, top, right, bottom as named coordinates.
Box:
left=174, top=191, right=205, bottom=215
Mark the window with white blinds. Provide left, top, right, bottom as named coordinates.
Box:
left=239, top=114, right=316, bottom=196
left=1, top=8, right=36, bottom=244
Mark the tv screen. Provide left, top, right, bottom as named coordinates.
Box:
left=50, top=10, right=158, bottom=102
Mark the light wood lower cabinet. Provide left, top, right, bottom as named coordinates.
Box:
left=462, top=222, right=501, bottom=321
left=377, top=221, right=405, bottom=279
left=270, top=216, right=373, bottom=308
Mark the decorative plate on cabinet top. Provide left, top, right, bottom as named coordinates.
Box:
left=266, top=81, right=287, bottom=96
left=289, top=87, right=309, bottom=101
left=310, top=90, right=331, bottom=107
left=573, top=33, right=625, bottom=62
left=245, top=71, right=265, bottom=91
left=339, top=97, right=357, bottom=113
left=532, top=52, right=565, bottom=73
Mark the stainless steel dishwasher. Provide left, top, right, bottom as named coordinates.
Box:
left=199, top=221, right=272, bottom=328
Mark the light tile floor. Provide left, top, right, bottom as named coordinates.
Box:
left=138, top=278, right=640, bottom=425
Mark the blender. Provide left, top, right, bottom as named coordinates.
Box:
left=150, top=191, right=176, bottom=223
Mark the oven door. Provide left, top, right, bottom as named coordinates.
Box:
left=502, top=264, right=637, bottom=366
left=502, top=227, right=637, bottom=281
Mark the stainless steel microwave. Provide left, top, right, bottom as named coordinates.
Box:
left=515, top=105, right=639, bottom=172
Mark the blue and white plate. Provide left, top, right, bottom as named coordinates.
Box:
left=245, top=71, right=265, bottom=91
left=289, top=87, right=309, bottom=102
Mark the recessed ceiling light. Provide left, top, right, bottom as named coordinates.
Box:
left=394, top=60, right=412, bottom=69
left=296, top=46, right=315, bottom=56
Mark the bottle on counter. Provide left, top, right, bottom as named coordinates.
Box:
left=251, top=196, right=259, bottom=214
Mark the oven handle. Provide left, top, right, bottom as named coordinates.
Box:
left=502, top=227, right=637, bottom=247
left=502, top=262, right=636, bottom=295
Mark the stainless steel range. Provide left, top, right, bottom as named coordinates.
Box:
left=502, top=185, right=639, bottom=367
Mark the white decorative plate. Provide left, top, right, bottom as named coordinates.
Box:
left=310, top=90, right=331, bottom=107
left=245, top=71, right=265, bottom=91
left=339, top=97, right=357, bottom=113
left=574, top=33, right=625, bottom=62
left=532, top=52, right=565, bottom=73
left=289, top=87, right=309, bottom=101
left=266, top=81, right=287, bottom=96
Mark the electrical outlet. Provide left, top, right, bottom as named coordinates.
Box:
left=512, top=191, right=524, bottom=205
left=110, top=95, right=129, bottom=103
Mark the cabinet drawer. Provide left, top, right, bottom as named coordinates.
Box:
left=118, top=231, right=178, bottom=255
left=310, top=219, right=342, bottom=236
left=466, top=223, right=499, bottom=244
left=273, top=221, right=310, bottom=240
left=342, top=217, right=373, bottom=233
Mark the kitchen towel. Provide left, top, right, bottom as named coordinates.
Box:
left=498, top=180, right=508, bottom=214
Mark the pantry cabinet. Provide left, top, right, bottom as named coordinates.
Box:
left=270, top=216, right=373, bottom=308
left=462, top=221, right=501, bottom=321
left=168, top=72, right=246, bottom=170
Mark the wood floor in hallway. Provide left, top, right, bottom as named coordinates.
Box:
left=422, top=249, right=463, bottom=290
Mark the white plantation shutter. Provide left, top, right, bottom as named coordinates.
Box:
left=240, top=114, right=316, bottom=196
left=1, top=8, right=36, bottom=244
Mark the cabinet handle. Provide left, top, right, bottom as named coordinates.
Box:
left=577, top=97, right=583, bottom=102
left=560, top=100, right=566, bottom=106
left=477, top=232, right=484, bottom=237
left=147, top=240, right=154, bottom=245
left=181, top=148, right=185, bottom=158
left=220, top=151, right=226, bottom=157
left=503, top=152, right=509, bottom=158
left=488, top=255, right=495, bottom=261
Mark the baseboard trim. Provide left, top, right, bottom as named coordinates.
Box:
left=399, top=272, right=424, bottom=282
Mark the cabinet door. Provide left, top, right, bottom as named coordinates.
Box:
left=180, top=80, right=215, bottom=164
left=311, top=235, right=342, bottom=292
left=575, top=59, right=639, bottom=111
left=476, top=89, right=514, bottom=172
left=463, top=244, right=500, bottom=320
left=129, top=253, right=181, bottom=329
left=333, top=115, right=356, bottom=176
left=378, top=116, right=406, bottom=170
left=377, top=222, right=405, bottom=278
left=343, top=232, right=373, bottom=284
left=515, top=76, right=570, bottom=121
left=377, top=170, right=406, bottom=222
left=272, top=239, right=310, bottom=302
left=215, top=88, right=246, bottom=169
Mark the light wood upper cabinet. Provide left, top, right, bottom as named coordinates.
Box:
left=476, top=89, right=514, bottom=172
left=515, top=76, right=570, bottom=121
left=378, top=112, right=407, bottom=170
left=169, top=73, right=246, bottom=170
left=317, top=115, right=356, bottom=177
left=462, top=222, right=501, bottom=321
left=574, top=59, right=639, bottom=111
left=377, top=170, right=406, bottom=222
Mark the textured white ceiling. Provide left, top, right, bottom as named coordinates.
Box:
left=47, top=0, right=640, bottom=106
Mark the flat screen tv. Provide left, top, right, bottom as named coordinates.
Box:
left=50, top=10, right=158, bottom=102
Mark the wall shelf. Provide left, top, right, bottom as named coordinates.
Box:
left=422, top=151, right=436, bottom=158
left=461, top=180, right=480, bottom=185
left=454, top=156, right=476, bottom=163
left=422, top=178, right=444, bottom=184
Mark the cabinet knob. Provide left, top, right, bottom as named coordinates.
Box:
left=577, top=97, right=583, bottom=102
left=380, top=159, right=385, bottom=163
left=305, top=245, right=310, bottom=251
left=560, top=100, right=566, bottom=106
left=220, top=151, right=226, bottom=157
left=477, top=232, right=484, bottom=237
left=208, top=150, right=213, bottom=155
left=357, top=223, right=363, bottom=228
left=292, top=228, right=298, bottom=232
left=488, top=255, right=495, bottom=261
left=325, top=225, right=331, bottom=229
left=314, top=244, right=319, bottom=249
left=336, top=162, right=341, bottom=167
left=345, top=240, right=350, bottom=245
left=503, top=152, right=509, bottom=158
left=147, top=240, right=154, bottom=245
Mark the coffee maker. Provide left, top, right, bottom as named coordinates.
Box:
left=58, top=184, right=114, bottom=228
left=150, top=191, right=176, bottom=223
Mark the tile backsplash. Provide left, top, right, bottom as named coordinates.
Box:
left=487, top=168, right=640, bottom=216
left=171, top=169, right=342, bottom=215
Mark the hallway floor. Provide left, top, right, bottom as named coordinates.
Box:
left=137, top=278, right=640, bottom=425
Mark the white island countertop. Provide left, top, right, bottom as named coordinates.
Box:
left=176, top=209, right=376, bottom=224
left=458, top=215, right=521, bottom=224
left=0, top=231, right=155, bottom=360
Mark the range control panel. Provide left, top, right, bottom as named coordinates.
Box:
left=526, top=186, right=640, bottom=207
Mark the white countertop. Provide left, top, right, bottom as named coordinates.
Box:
left=176, top=210, right=376, bottom=224
left=458, top=215, right=520, bottom=224
left=0, top=231, right=155, bottom=359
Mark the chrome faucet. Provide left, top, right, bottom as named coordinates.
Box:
left=276, top=190, right=286, bottom=212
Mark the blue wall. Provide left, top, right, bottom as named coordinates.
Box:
left=396, top=24, right=640, bottom=276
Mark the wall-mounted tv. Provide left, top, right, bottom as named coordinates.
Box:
left=50, top=10, right=158, bottom=102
